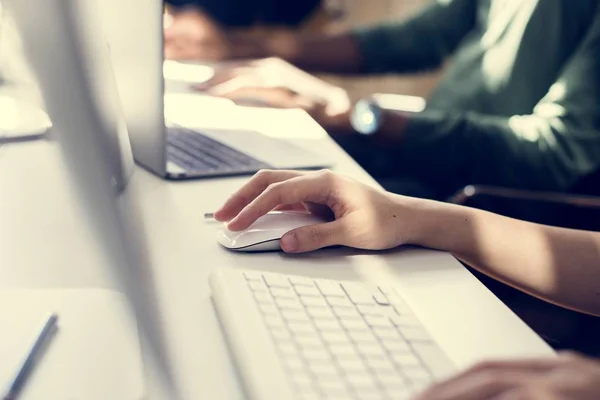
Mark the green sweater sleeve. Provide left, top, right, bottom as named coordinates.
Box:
left=399, top=13, right=600, bottom=192
left=351, top=0, right=477, bottom=74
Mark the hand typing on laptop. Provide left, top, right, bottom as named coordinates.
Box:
left=214, top=169, right=600, bottom=398
left=194, top=58, right=354, bottom=132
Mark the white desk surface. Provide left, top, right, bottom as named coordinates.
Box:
left=0, top=98, right=552, bottom=399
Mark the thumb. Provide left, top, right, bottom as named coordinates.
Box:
left=280, top=220, right=347, bottom=253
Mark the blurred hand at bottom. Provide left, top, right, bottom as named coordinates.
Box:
left=414, top=352, right=600, bottom=400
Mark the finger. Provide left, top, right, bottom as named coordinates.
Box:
left=193, top=65, right=251, bottom=91
left=470, top=358, right=562, bottom=372
left=281, top=220, right=347, bottom=253
left=227, top=172, right=334, bottom=231
left=208, top=86, right=301, bottom=109
left=415, top=371, right=530, bottom=400
left=273, top=204, right=307, bottom=212
left=214, top=170, right=305, bottom=221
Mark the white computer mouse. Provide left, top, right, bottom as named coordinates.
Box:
left=216, top=210, right=328, bottom=252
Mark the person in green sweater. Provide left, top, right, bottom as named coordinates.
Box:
left=166, top=0, right=600, bottom=200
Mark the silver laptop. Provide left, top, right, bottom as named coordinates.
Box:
left=94, top=1, right=332, bottom=180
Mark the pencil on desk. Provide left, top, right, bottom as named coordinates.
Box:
left=2, top=313, right=58, bottom=400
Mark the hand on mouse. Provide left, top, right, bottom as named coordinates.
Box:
left=214, top=169, right=425, bottom=253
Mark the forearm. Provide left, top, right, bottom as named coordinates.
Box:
left=404, top=198, right=600, bottom=316
left=229, top=32, right=363, bottom=74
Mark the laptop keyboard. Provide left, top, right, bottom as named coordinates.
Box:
left=167, top=126, right=271, bottom=174
left=231, top=270, right=455, bottom=400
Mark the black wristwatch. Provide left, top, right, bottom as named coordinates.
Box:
left=350, top=98, right=384, bottom=136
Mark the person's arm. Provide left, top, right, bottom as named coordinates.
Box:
left=216, top=170, right=600, bottom=317
left=410, top=198, right=600, bottom=317
left=379, top=11, right=600, bottom=193
left=224, top=0, right=477, bottom=74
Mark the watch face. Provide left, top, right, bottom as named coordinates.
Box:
left=350, top=99, right=380, bottom=136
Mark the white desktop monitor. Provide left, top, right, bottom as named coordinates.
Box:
left=5, top=0, right=179, bottom=397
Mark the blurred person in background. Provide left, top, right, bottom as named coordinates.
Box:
left=165, top=0, right=600, bottom=202
left=163, top=0, right=326, bottom=60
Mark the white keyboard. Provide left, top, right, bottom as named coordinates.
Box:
left=210, top=269, right=455, bottom=400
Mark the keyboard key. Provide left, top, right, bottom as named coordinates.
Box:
left=317, top=379, right=349, bottom=396
left=337, top=358, right=368, bottom=373
left=259, top=303, right=279, bottom=315
left=264, top=274, right=292, bottom=288
left=373, top=290, right=390, bottom=306
left=340, top=318, right=367, bottom=331
left=327, top=297, right=353, bottom=308
left=314, top=319, right=341, bottom=332
left=277, top=342, right=300, bottom=357
left=352, top=391, right=386, bottom=400
left=400, top=326, right=431, bottom=342
left=271, top=287, right=296, bottom=299
left=271, top=328, right=293, bottom=342
left=329, top=344, right=358, bottom=359
left=297, top=386, right=322, bottom=400
left=316, top=281, right=346, bottom=297
left=410, top=377, right=433, bottom=393
left=263, top=315, right=285, bottom=329
left=301, top=296, right=328, bottom=307
left=347, top=373, right=378, bottom=390
left=275, top=297, right=304, bottom=310
left=282, top=309, right=310, bottom=322
left=382, top=339, right=411, bottom=354
left=320, top=331, right=349, bottom=344
left=333, top=307, right=361, bottom=319
left=288, top=322, right=318, bottom=335
left=284, top=358, right=306, bottom=372
left=248, top=281, right=267, bottom=292
left=374, top=327, right=400, bottom=341
left=310, top=363, right=339, bottom=377
left=308, top=307, right=335, bottom=320
left=356, top=343, right=387, bottom=359
left=253, top=292, right=273, bottom=304
left=348, top=330, right=377, bottom=344
left=390, top=314, right=421, bottom=328
left=297, top=337, right=325, bottom=350
left=404, top=367, right=431, bottom=382
left=290, top=276, right=315, bottom=287
left=365, top=315, right=393, bottom=328
left=302, top=348, right=332, bottom=363
left=342, top=283, right=376, bottom=304
left=387, top=294, right=412, bottom=315
left=243, top=271, right=262, bottom=281
left=378, top=374, right=408, bottom=389
left=391, top=352, right=421, bottom=368
left=367, top=358, right=396, bottom=374
left=411, top=342, right=455, bottom=379
left=296, top=285, right=322, bottom=297
left=357, top=304, right=381, bottom=316
left=384, top=387, right=411, bottom=400
left=291, top=373, right=314, bottom=388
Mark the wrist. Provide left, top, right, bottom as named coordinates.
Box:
left=391, top=195, right=474, bottom=252
left=263, top=32, right=302, bottom=62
